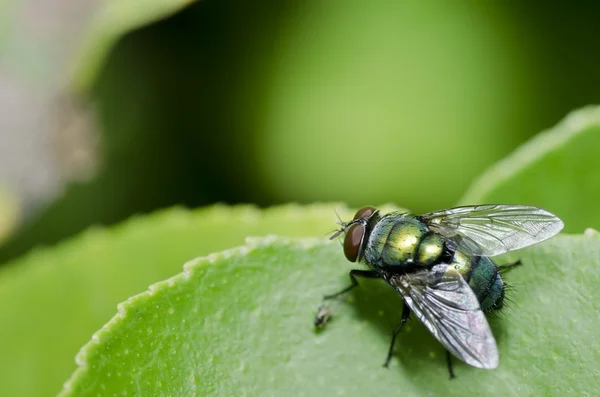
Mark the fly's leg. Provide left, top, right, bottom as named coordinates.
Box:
left=323, top=269, right=380, bottom=299
left=383, top=303, right=411, bottom=368
left=446, top=351, right=456, bottom=379
left=497, top=259, right=522, bottom=272
left=314, top=269, right=379, bottom=327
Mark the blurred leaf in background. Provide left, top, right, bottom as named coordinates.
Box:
left=0, top=184, right=19, bottom=244
left=3, top=2, right=600, bottom=262
left=461, top=106, right=600, bottom=233
left=0, top=0, right=197, bottom=257
left=0, top=0, right=97, bottom=233
left=71, top=0, right=198, bottom=92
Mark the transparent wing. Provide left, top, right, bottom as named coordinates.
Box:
left=391, top=265, right=498, bottom=369
left=420, top=204, right=564, bottom=256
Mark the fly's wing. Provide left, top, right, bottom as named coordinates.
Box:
left=391, top=265, right=498, bottom=369
left=420, top=204, right=564, bottom=256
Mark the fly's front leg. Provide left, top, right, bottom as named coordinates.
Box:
left=383, top=303, right=411, bottom=367
left=324, top=269, right=380, bottom=299
left=314, top=269, right=379, bottom=327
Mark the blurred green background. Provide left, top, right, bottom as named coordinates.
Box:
left=2, top=1, right=600, bottom=262
left=3, top=2, right=600, bottom=396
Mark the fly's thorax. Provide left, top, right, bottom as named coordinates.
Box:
left=416, top=232, right=444, bottom=266
left=382, top=219, right=427, bottom=266
left=361, top=214, right=398, bottom=266
left=363, top=214, right=438, bottom=269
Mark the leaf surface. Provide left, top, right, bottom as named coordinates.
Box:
left=0, top=204, right=353, bottom=397
left=60, top=232, right=600, bottom=396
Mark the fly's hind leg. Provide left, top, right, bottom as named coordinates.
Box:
left=497, top=259, right=522, bottom=272
left=446, top=351, right=456, bottom=379
left=383, top=303, right=411, bottom=368
left=314, top=269, right=379, bottom=327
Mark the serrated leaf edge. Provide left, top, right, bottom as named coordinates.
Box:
left=57, top=235, right=328, bottom=396
left=1, top=203, right=350, bottom=278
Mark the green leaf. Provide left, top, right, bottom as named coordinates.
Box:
left=0, top=184, right=18, bottom=245
left=60, top=232, right=599, bottom=396
left=71, top=0, right=196, bottom=91
left=460, top=106, right=600, bottom=233
left=0, top=204, right=355, bottom=397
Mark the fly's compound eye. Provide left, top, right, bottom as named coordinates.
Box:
left=353, top=206, right=376, bottom=221
left=344, top=223, right=366, bottom=262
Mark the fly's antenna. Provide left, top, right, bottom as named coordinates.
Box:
left=329, top=227, right=346, bottom=240
left=334, top=208, right=344, bottom=226
left=329, top=208, right=348, bottom=240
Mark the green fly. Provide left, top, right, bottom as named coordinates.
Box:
left=315, top=204, right=563, bottom=377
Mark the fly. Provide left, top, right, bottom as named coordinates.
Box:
left=315, top=204, right=563, bottom=377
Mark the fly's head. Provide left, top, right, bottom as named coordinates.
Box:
left=330, top=206, right=378, bottom=262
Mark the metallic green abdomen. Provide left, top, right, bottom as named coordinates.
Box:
left=480, top=273, right=505, bottom=312
left=448, top=254, right=503, bottom=312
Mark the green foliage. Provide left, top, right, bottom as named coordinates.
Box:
left=61, top=234, right=600, bottom=396
left=460, top=106, right=600, bottom=233
left=0, top=0, right=199, bottom=263
left=0, top=204, right=352, bottom=397
left=72, top=0, right=197, bottom=91
left=0, top=185, right=18, bottom=245
left=2, top=104, right=600, bottom=396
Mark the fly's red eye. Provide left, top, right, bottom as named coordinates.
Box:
left=353, top=206, right=376, bottom=220
left=344, top=223, right=365, bottom=262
